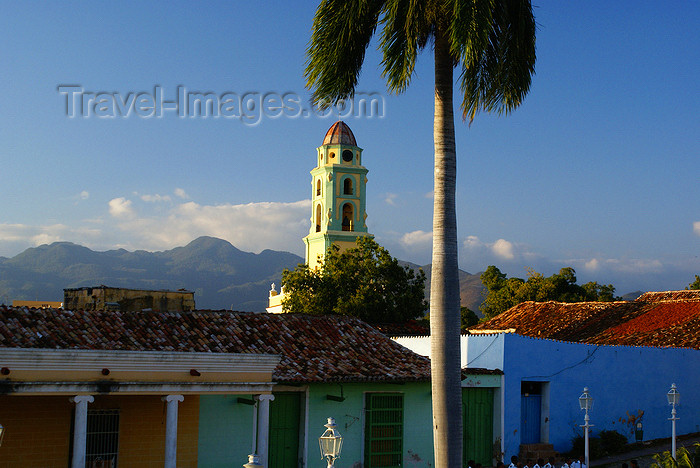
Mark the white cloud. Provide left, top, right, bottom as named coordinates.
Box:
left=174, top=188, right=189, bottom=199
left=464, top=236, right=518, bottom=261
left=108, top=197, right=134, bottom=218
left=567, top=256, right=666, bottom=279
left=31, top=233, right=62, bottom=246
left=0, top=223, right=103, bottom=256
left=400, top=230, right=432, bottom=248
left=384, top=193, right=398, bottom=206
left=491, top=239, right=515, bottom=260
left=140, top=194, right=172, bottom=203
left=600, top=258, right=664, bottom=274
left=694, top=221, right=700, bottom=236
left=108, top=199, right=311, bottom=254
left=424, top=191, right=434, bottom=199
left=80, top=191, right=89, bottom=200
left=464, top=235, right=482, bottom=248
left=0, top=197, right=313, bottom=257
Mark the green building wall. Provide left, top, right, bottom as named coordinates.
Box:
left=198, top=395, right=258, bottom=468
left=197, top=381, right=434, bottom=467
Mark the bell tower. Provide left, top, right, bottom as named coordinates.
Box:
left=303, top=121, right=371, bottom=269
left=267, top=121, right=372, bottom=313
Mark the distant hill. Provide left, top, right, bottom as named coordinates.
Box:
left=0, top=237, right=303, bottom=312
left=400, top=261, right=486, bottom=315
left=1, top=237, right=487, bottom=313
left=620, top=290, right=644, bottom=301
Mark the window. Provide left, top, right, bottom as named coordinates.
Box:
left=343, top=177, right=353, bottom=195
left=364, top=393, right=403, bottom=468
left=316, top=179, right=322, bottom=197
left=342, top=149, right=353, bottom=162
left=341, top=203, right=353, bottom=231
left=316, top=204, right=322, bottom=232
left=86, top=409, right=120, bottom=467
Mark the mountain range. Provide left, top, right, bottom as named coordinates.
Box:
left=0, top=236, right=487, bottom=313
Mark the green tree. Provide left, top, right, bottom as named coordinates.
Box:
left=480, top=266, right=617, bottom=319
left=687, top=275, right=700, bottom=290
left=305, top=2, right=536, bottom=464
left=281, top=237, right=427, bottom=324
left=652, top=443, right=700, bottom=468
left=461, top=307, right=479, bottom=329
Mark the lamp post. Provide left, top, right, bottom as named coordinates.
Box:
left=0, top=423, right=4, bottom=447
left=579, top=387, right=594, bottom=468
left=243, top=454, right=263, bottom=468
left=667, top=383, right=680, bottom=460
left=319, top=417, right=343, bottom=468
left=635, top=421, right=643, bottom=442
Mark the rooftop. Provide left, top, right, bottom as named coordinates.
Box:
left=322, top=121, right=357, bottom=146
left=469, top=290, right=700, bottom=349
left=0, top=306, right=431, bottom=383
left=64, top=285, right=194, bottom=294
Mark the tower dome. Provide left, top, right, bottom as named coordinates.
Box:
left=323, top=121, right=357, bottom=146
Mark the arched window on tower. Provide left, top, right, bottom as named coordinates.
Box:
left=343, top=177, right=353, bottom=195
left=315, top=204, right=322, bottom=232
left=316, top=179, right=322, bottom=197
left=342, top=203, right=354, bottom=231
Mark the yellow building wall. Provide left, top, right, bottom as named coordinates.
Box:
left=0, top=396, right=72, bottom=468
left=12, top=300, right=63, bottom=308
left=103, top=395, right=199, bottom=468
left=64, top=287, right=195, bottom=312
left=0, top=394, right=199, bottom=468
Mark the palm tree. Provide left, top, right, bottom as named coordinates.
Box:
left=305, top=1, right=536, bottom=466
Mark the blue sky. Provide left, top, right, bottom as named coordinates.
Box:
left=1, top=1, right=698, bottom=294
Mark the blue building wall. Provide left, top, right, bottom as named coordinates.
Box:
left=467, top=333, right=700, bottom=459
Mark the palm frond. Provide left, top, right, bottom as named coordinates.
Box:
left=456, top=0, right=536, bottom=122
left=305, top=0, right=385, bottom=107
left=448, top=0, right=495, bottom=65
left=379, top=0, right=431, bottom=94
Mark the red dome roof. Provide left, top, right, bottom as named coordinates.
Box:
left=323, top=121, right=357, bottom=146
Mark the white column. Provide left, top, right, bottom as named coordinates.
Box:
left=256, top=394, right=275, bottom=467
left=70, top=395, right=95, bottom=468
left=162, top=394, right=184, bottom=468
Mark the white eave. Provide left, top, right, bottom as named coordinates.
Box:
left=468, top=328, right=516, bottom=335
left=0, top=347, right=280, bottom=374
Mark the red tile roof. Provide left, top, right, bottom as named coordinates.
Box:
left=469, top=290, right=700, bottom=349
left=636, top=290, right=700, bottom=302
left=0, top=307, right=431, bottom=383
left=374, top=320, right=430, bottom=337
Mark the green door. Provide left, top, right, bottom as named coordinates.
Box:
left=462, top=387, right=494, bottom=467
left=269, top=392, right=302, bottom=468
left=364, top=393, right=404, bottom=468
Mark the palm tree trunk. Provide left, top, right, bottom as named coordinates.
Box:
left=430, top=29, right=463, bottom=468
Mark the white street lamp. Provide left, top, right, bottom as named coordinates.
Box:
left=243, top=454, right=263, bottom=468
left=579, top=387, right=594, bottom=468
left=667, top=383, right=680, bottom=460
left=319, top=417, right=343, bottom=468
left=0, top=423, right=4, bottom=447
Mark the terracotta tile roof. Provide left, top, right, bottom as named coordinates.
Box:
left=636, top=290, right=700, bottom=302
left=469, top=291, right=700, bottom=349
left=0, top=307, right=431, bottom=383
left=462, top=368, right=503, bottom=376
left=374, top=320, right=430, bottom=337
